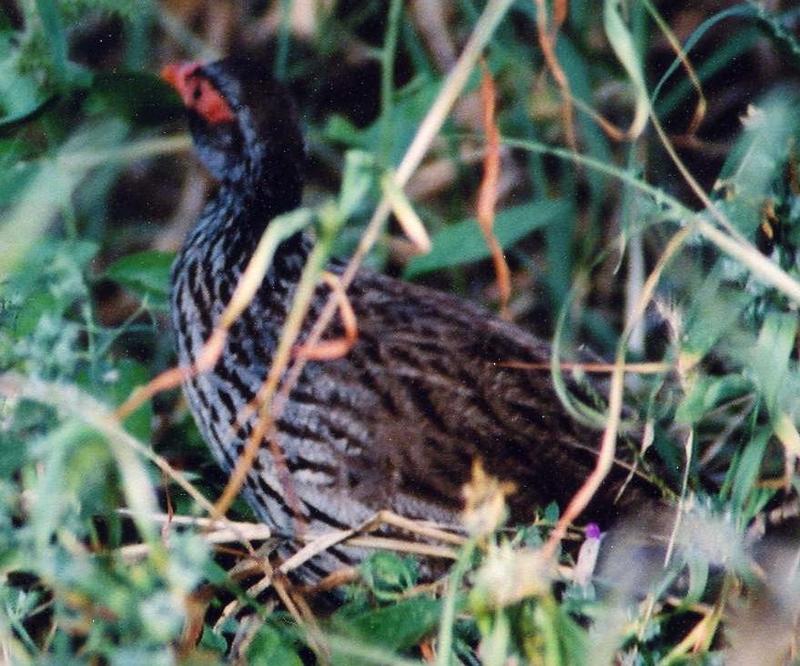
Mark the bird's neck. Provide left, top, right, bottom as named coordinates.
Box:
left=182, top=161, right=308, bottom=284
left=180, top=126, right=308, bottom=286
left=238, top=137, right=304, bottom=226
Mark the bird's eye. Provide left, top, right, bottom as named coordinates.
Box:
left=192, top=85, right=202, bottom=101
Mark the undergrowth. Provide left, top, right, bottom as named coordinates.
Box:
left=1, top=0, right=800, bottom=663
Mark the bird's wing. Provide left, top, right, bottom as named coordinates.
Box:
left=299, top=268, right=655, bottom=524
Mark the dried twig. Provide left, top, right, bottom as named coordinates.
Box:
left=293, top=271, right=358, bottom=361
left=533, top=0, right=577, bottom=152
left=477, top=60, right=511, bottom=319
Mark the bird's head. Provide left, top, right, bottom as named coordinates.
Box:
left=161, top=57, right=304, bottom=211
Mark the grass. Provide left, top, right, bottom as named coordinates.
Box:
left=2, top=0, right=800, bottom=663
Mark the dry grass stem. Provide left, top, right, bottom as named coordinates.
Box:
left=382, top=171, right=432, bottom=253
left=357, top=510, right=466, bottom=546
left=500, top=360, right=673, bottom=374
left=477, top=60, right=511, bottom=318
left=343, top=536, right=458, bottom=560
left=116, top=510, right=272, bottom=540
left=533, top=0, right=577, bottom=152
left=644, top=0, right=707, bottom=135
left=663, top=430, right=694, bottom=567
left=293, top=271, right=358, bottom=361
left=213, top=510, right=465, bottom=624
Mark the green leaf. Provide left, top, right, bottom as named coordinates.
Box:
left=0, top=429, right=28, bottom=477
left=675, top=375, right=752, bottom=425
left=338, top=149, right=376, bottom=220
left=97, top=359, right=153, bottom=441
left=651, top=5, right=758, bottom=107
left=12, top=291, right=60, bottom=337
left=325, top=76, right=437, bottom=164
left=30, top=420, right=85, bottom=550
left=404, top=200, right=571, bottom=278
left=0, top=30, right=49, bottom=124
left=331, top=596, right=442, bottom=655
left=325, top=114, right=367, bottom=147
left=728, top=426, right=771, bottom=512
left=717, top=90, right=800, bottom=235
left=543, top=501, right=560, bottom=524
left=359, top=552, right=418, bottom=602
left=35, top=0, right=69, bottom=84
left=748, top=311, right=798, bottom=416
left=682, top=282, right=751, bottom=362
left=33, top=0, right=91, bottom=89
left=199, top=624, right=228, bottom=654
left=684, top=554, right=710, bottom=606
left=105, top=250, right=175, bottom=309
left=603, top=0, right=649, bottom=137
left=247, top=624, right=303, bottom=666
left=0, top=121, right=126, bottom=277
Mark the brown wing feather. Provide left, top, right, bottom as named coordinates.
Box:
left=303, top=267, right=657, bottom=525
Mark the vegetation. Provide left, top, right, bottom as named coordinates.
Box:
left=1, top=0, right=800, bottom=663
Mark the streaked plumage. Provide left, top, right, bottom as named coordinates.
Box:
left=166, top=57, right=657, bottom=577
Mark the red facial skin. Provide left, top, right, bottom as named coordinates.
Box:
left=161, top=62, right=235, bottom=124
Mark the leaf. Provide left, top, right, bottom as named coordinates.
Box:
left=78, top=359, right=153, bottom=442
left=0, top=30, right=49, bottom=125
left=728, top=426, right=771, bottom=512
left=105, top=250, right=175, bottom=309
left=603, top=0, right=649, bottom=138
left=684, top=554, right=710, bottom=606
left=651, top=5, right=758, bottom=107
left=12, top=291, right=60, bottom=337
left=0, top=93, right=57, bottom=129
left=717, top=91, right=800, bottom=235
left=338, top=149, right=376, bottom=220
left=30, top=420, right=84, bottom=550
left=331, top=596, right=442, bottom=655
left=359, top=552, right=419, bottom=602
left=247, top=625, right=303, bottom=666
left=324, top=76, right=438, bottom=164
left=0, top=429, right=28, bottom=477
left=0, top=120, right=127, bottom=277
left=35, top=0, right=69, bottom=83
left=0, top=161, right=78, bottom=277
left=404, top=200, right=571, bottom=278
left=675, top=374, right=752, bottom=425
left=325, top=114, right=367, bottom=148
left=748, top=311, right=798, bottom=416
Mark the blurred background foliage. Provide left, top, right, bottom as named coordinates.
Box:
left=1, top=0, right=800, bottom=663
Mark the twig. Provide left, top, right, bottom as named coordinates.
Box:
left=533, top=0, right=578, bottom=151
left=663, top=430, right=693, bottom=567
left=293, top=271, right=358, bottom=361
left=500, top=360, right=673, bottom=374
left=477, top=60, right=511, bottom=318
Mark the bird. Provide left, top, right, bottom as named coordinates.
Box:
left=162, top=56, right=658, bottom=580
